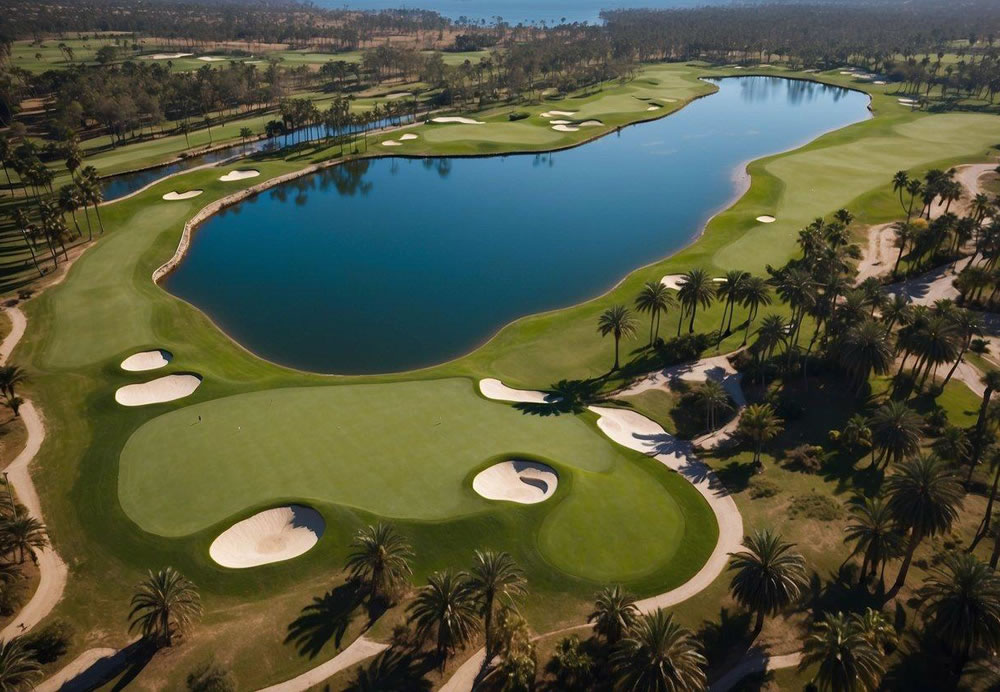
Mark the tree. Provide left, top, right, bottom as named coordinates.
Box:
left=58, top=184, right=84, bottom=239
left=9, top=209, right=41, bottom=276
left=885, top=455, right=964, bottom=599
left=481, top=606, right=536, bottom=691
left=466, top=550, right=525, bottom=671
left=0, top=366, right=26, bottom=401
left=0, top=637, right=41, bottom=690
left=0, top=514, right=48, bottom=564
left=739, top=276, right=771, bottom=346
left=728, top=529, right=807, bottom=641
left=597, top=305, right=638, bottom=371
left=843, top=495, right=901, bottom=587
left=128, top=567, right=202, bottom=646
left=919, top=553, right=1000, bottom=671
left=239, top=126, right=253, bottom=152
left=799, top=611, right=885, bottom=692
left=549, top=635, right=593, bottom=688
left=587, top=584, right=638, bottom=646
left=738, top=403, right=783, bottom=472
left=345, top=522, right=413, bottom=605
left=605, top=608, right=704, bottom=691
left=78, top=166, right=105, bottom=234
left=716, top=269, right=749, bottom=338
left=939, top=309, right=983, bottom=390
left=868, top=401, right=922, bottom=470
left=969, top=370, right=1000, bottom=486
left=634, top=280, right=674, bottom=346
left=677, top=268, right=716, bottom=334
left=838, top=320, right=893, bottom=394
left=693, top=379, right=732, bottom=433
left=407, top=570, right=480, bottom=667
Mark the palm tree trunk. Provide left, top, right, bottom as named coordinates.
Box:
left=93, top=203, right=105, bottom=234
left=19, top=230, right=42, bottom=276
left=613, top=335, right=620, bottom=371
left=970, top=463, right=1000, bottom=550
left=886, top=530, right=922, bottom=600
left=750, top=609, right=765, bottom=642
left=688, top=304, right=697, bottom=333
left=990, top=528, right=1000, bottom=569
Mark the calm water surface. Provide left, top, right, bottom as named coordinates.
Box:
left=326, top=0, right=706, bottom=24
left=165, top=77, right=870, bottom=374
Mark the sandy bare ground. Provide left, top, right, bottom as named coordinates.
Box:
left=120, top=349, right=172, bottom=372
left=36, top=647, right=119, bottom=692
left=255, top=636, right=388, bottom=692
left=472, top=461, right=558, bottom=504
left=0, top=308, right=69, bottom=642
left=209, top=505, right=325, bottom=569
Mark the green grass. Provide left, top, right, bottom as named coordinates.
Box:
left=618, top=389, right=680, bottom=435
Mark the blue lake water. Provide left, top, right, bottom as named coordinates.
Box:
left=164, top=77, right=871, bottom=374
left=326, top=0, right=706, bottom=24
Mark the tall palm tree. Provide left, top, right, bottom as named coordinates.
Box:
left=587, top=584, right=638, bottom=646
left=677, top=268, right=716, bottom=334
left=868, top=401, right=922, bottom=470
left=716, top=269, right=749, bottom=338
left=407, top=570, right=480, bottom=667
left=885, top=455, right=964, bottom=599
left=0, top=136, right=17, bottom=197
left=754, top=314, right=787, bottom=363
left=128, top=567, right=202, bottom=646
left=78, top=166, right=104, bottom=234
left=634, top=281, right=674, bottom=346
left=939, top=310, right=983, bottom=390
left=0, top=637, right=42, bottom=690
left=892, top=170, right=910, bottom=215
left=738, top=403, right=783, bottom=471
left=775, top=267, right=818, bottom=356
left=345, top=522, right=413, bottom=605
left=481, top=606, right=536, bottom=691
left=9, top=209, right=41, bottom=277
left=728, top=529, right=807, bottom=641
left=597, top=305, right=638, bottom=371
left=799, top=611, right=885, bottom=692
left=837, top=320, right=893, bottom=394
left=919, top=553, right=1000, bottom=671
left=739, top=276, right=771, bottom=345
left=969, top=370, right=1000, bottom=486
left=610, top=609, right=707, bottom=692
left=466, top=550, right=526, bottom=665
left=970, top=446, right=1000, bottom=551
left=843, top=495, right=902, bottom=587
left=58, top=184, right=84, bottom=239
left=694, top=379, right=731, bottom=433
left=0, top=514, right=47, bottom=564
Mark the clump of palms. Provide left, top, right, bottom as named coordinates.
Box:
left=0, top=636, right=42, bottom=690
left=799, top=609, right=894, bottom=692
left=345, top=522, right=413, bottom=606
left=693, top=379, right=732, bottom=433
left=406, top=570, right=480, bottom=668
left=466, top=549, right=526, bottom=675
left=597, top=305, right=638, bottom=371
left=128, top=567, right=202, bottom=646
left=634, top=280, right=675, bottom=346
left=587, top=584, right=638, bottom=646
left=728, top=529, right=807, bottom=641
left=610, top=608, right=706, bottom=691
left=481, top=605, right=537, bottom=691
left=868, top=401, right=922, bottom=470
left=843, top=494, right=902, bottom=588
left=676, top=268, right=716, bottom=335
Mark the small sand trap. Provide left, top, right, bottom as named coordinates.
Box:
left=147, top=53, right=193, bottom=60
left=121, top=350, right=172, bottom=372
left=578, top=120, right=603, bottom=127
left=873, top=80, right=887, bottom=85
left=381, top=140, right=402, bottom=146
left=399, top=133, right=418, bottom=141
left=897, top=98, right=918, bottom=105
left=540, top=110, right=576, bottom=118
left=210, top=505, right=325, bottom=568
left=479, top=378, right=561, bottom=404
left=384, top=92, right=411, bottom=100
left=756, top=215, right=776, bottom=223
left=197, top=56, right=227, bottom=62
left=473, top=461, right=558, bottom=504
left=662, top=274, right=723, bottom=289
left=218, top=170, right=260, bottom=182
left=431, top=117, right=484, bottom=125
left=549, top=119, right=572, bottom=125
left=646, top=106, right=660, bottom=111
left=162, top=190, right=203, bottom=201
left=115, top=374, right=202, bottom=407
left=552, top=124, right=579, bottom=132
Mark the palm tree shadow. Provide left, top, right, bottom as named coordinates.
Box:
left=348, top=647, right=435, bottom=690
left=512, top=378, right=605, bottom=416
left=285, top=581, right=363, bottom=659
left=698, top=607, right=752, bottom=667
left=107, top=640, right=157, bottom=691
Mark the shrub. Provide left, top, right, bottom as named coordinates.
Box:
left=508, top=111, right=529, bottom=121
left=788, top=493, right=843, bottom=521
left=784, top=444, right=824, bottom=472
left=0, top=580, right=24, bottom=617
left=187, top=661, right=236, bottom=692
left=748, top=477, right=781, bottom=499
left=23, top=619, right=73, bottom=664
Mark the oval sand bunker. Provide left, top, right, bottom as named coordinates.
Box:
left=121, top=349, right=173, bottom=372
left=115, top=374, right=202, bottom=406
left=473, top=461, right=558, bottom=504
left=210, top=505, right=325, bottom=568
left=162, top=190, right=203, bottom=201
left=756, top=215, right=776, bottom=223
left=219, top=170, right=260, bottom=182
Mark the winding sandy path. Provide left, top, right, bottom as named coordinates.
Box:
left=255, top=636, right=388, bottom=692
left=709, top=651, right=802, bottom=691
left=36, top=647, right=119, bottom=692
left=0, top=307, right=69, bottom=642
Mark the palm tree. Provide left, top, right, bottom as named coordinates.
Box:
left=128, top=567, right=202, bottom=646
left=932, top=425, right=971, bottom=471
left=58, top=184, right=84, bottom=239
left=882, top=293, right=912, bottom=336
left=940, top=310, right=984, bottom=389
left=838, top=320, right=893, bottom=394
left=597, top=305, right=638, bottom=371
left=0, top=366, right=26, bottom=402
left=799, top=611, right=885, bottom=692
left=0, top=136, right=17, bottom=197
left=587, top=584, right=638, bottom=646
left=843, top=495, right=902, bottom=587
left=868, top=401, right=922, bottom=470
left=693, top=379, right=731, bottom=433
left=919, top=553, right=1000, bottom=671
left=892, top=170, right=910, bottom=214
left=0, top=514, right=48, bottom=564
left=739, top=276, right=771, bottom=345
left=78, top=166, right=104, bottom=234
left=481, top=606, right=536, bottom=691
left=466, top=550, right=526, bottom=666
left=345, top=522, right=413, bottom=605
left=728, top=529, right=807, bottom=641
left=716, top=269, right=749, bottom=339
left=885, top=455, right=964, bottom=599
left=407, top=570, right=480, bottom=667
left=0, top=637, right=42, bottom=690
left=634, top=281, right=674, bottom=346
left=754, top=314, right=787, bottom=364
left=677, top=268, right=716, bottom=334
left=9, top=209, right=41, bottom=277
left=610, top=609, right=706, bottom=691
left=969, top=370, right=1000, bottom=485
left=738, top=403, right=783, bottom=472
left=971, top=446, right=1000, bottom=551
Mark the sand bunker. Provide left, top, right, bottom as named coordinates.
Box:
left=162, top=190, right=203, bottom=201
left=540, top=110, right=576, bottom=118
left=384, top=92, right=411, bottom=100
left=550, top=119, right=571, bottom=125
left=147, top=53, right=193, bottom=60
left=218, top=170, right=260, bottom=182
left=381, top=140, right=402, bottom=146
left=473, top=461, right=558, bottom=504
left=874, top=80, right=887, bottom=85
left=552, top=124, right=579, bottom=132
left=120, top=350, right=172, bottom=372
left=210, top=505, right=325, bottom=568
left=897, top=98, right=918, bottom=105
left=431, top=117, right=484, bottom=125
left=579, top=120, right=603, bottom=127
left=662, top=274, right=724, bottom=290
left=756, top=215, right=776, bottom=223
left=399, top=133, right=418, bottom=141
left=115, top=374, right=202, bottom=407
left=646, top=106, right=660, bottom=111
left=479, top=378, right=561, bottom=404
left=198, top=56, right=227, bottom=62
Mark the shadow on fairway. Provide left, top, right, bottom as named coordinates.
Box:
left=285, top=581, right=363, bottom=659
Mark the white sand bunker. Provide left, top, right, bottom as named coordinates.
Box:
left=874, top=80, right=887, bottom=85
left=381, top=140, right=402, bottom=146
left=897, top=98, right=918, bottom=105
left=147, top=53, right=193, bottom=60
left=473, top=461, right=558, bottom=504
left=120, top=349, right=172, bottom=372
left=198, top=56, right=227, bottom=62
left=115, top=374, right=202, bottom=407
left=219, top=170, right=260, bottom=182
left=210, top=505, right=325, bottom=568
left=541, top=110, right=576, bottom=118
left=480, top=378, right=561, bottom=404
left=385, top=92, right=411, bottom=100
left=646, top=106, right=660, bottom=111
left=756, top=215, right=776, bottom=223
left=431, top=117, right=484, bottom=125
left=552, top=124, right=579, bottom=132
left=550, top=119, right=572, bottom=125
left=162, top=190, right=203, bottom=201
left=399, top=133, right=418, bottom=141
left=579, top=120, right=602, bottom=127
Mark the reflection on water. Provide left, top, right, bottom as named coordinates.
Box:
left=165, top=77, right=871, bottom=374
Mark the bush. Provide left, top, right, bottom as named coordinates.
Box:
left=748, top=477, right=781, bottom=499
left=0, top=580, right=24, bottom=617
left=187, top=661, right=236, bottom=692
left=784, top=444, right=824, bottom=472
left=508, top=111, right=529, bottom=121
left=788, top=493, right=843, bottom=521
left=23, top=619, right=73, bottom=664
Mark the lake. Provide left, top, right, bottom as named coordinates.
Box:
left=163, top=77, right=871, bottom=374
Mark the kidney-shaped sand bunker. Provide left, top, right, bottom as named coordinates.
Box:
left=209, top=505, right=325, bottom=568
left=473, top=460, right=559, bottom=504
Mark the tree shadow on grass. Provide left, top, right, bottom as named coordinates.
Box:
left=106, top=640, right=157, bottom=692
left=713, top=457, right=756, bottom=494
left=513, top=378, right=605, bottom=416
left=698, top=607, right=753, bottom=668
left=344, top=647, right=435, bottom=691
left=285, top=581, right=363, bottom=659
